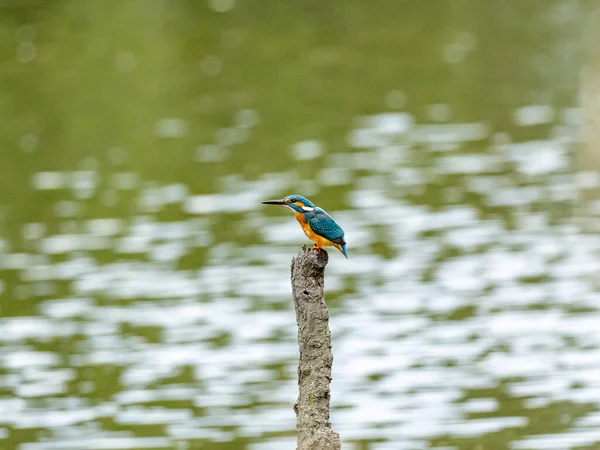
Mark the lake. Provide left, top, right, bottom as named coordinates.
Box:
left=1, top=1, right=599, bottom=449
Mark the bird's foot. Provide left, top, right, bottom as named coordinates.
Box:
left=312, top=245, right=322, bottom=253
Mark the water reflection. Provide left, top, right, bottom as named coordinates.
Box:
left=0, top=0, right=596, bottom=449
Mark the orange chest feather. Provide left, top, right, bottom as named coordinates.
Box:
left=295, top=213, right=312, bottom=237
left=295, top=213, right=333, bottom=247
left=293, top=213, right=313, bottom=237
left=292, top=210, right=344, bottom=254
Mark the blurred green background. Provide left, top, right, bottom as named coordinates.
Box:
left=0, top=1, right=598, bottom=449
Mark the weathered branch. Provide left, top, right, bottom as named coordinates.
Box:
left=290, top=246, right=341, bottom=450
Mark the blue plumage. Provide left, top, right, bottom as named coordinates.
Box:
left=340, top=244, right=348, bottom=258
left=285, top=195, right=314, bottom=207
left=305, top=207, right=346, bottom=245
left=261, top=194, right=348, bottom=258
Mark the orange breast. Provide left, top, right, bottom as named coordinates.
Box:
left=295, top=213, right=337, bottom=248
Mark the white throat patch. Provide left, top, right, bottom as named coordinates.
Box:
left=302, top=206, right=315, bottom=212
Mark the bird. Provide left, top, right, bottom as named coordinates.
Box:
left=262, top=194, right=348, bottom=258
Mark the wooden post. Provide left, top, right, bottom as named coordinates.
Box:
left=290, top=247, right=341, bottom=450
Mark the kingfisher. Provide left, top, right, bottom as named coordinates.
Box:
left=262, top=195, right=348, bottom=258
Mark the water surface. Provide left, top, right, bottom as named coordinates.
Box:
left=0, top=1, right=597, bottom=449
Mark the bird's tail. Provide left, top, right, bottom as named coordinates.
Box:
left=340, top=244, right=348, bottom=259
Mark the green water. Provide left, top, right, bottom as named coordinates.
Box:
left=0, top=1, right=597, bottom=449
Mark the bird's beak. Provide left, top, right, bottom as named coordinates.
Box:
left=261, top=199, right=287, bottom=205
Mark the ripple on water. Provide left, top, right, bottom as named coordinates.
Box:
left=3, top=107, right=600, bottom=450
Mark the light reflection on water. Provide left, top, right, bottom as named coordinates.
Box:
left=3, top=102, right=600, bottom=450
left=1, top=0, right=597, bottom=447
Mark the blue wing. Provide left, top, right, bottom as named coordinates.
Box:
left=308, top=208, right=346, bottom=245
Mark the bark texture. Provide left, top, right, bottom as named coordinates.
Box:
left=290, top=247, right=341, bottom=450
